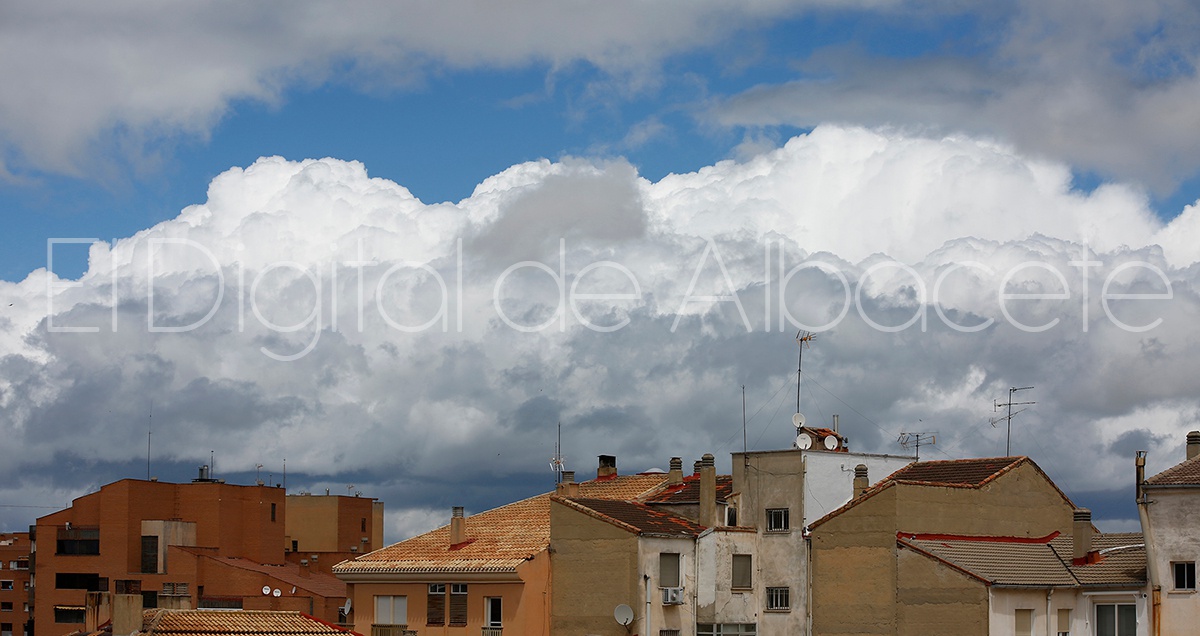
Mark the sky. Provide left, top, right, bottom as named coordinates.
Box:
left=2, top=1, right=1200, bottom=539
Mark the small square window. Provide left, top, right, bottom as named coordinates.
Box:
left=660, top=553, right=681, bottom=588
left=1174, top=561, right=1196, bottom=590
left=0, top=602, right=12, bottom=612
left=766, top=587, right=789, bottom=611
left=0, top=582, right=10, bottom=591
left=765, top=509, right=789, bottom=533
left=428, top=583, right=445, bottom=594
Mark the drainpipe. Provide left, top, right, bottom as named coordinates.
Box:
left=1045, top=588, right=1052, bottom=636
left=1136, top=450, right=1160, bottom=636
left=644, top=574, right=652, bottom=636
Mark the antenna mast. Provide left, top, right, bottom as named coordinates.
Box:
left=898, top=431, right=938, bottom=460
left=550, top=421, right=566, bottom=483
left=991, top=386, right=1036, bottom=456
left=742, top=385, right=747, bottom=454
left=146, top=401, right=153, bottom=480
left=795, top=330, right=815, bottom=413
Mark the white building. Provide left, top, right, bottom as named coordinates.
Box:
left=1139, top=430, right=1200, bottom=635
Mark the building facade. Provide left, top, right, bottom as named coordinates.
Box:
left=0, top=532, right=31, bottom=636
left=1139, top=430, right=1200, bottom=635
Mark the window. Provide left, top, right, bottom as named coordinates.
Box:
left=660, top=553, right=681, bottom=588
left=1095, top=603, right=1136, bottom=636
left=142, top=591, right=158, bottom=609
left=140, top=535, right=159, bottom=574
left=726, top=507, right=738, bottom=526
left=660, top=631, right=681, bottom=636
left=427, top=584, right=446, bottom=626
left=374, top=595, right=407, bottom=626
left=291, top=540, right=298, bottom=552
left=2, top=622, right=11, bottom=636
left=55, top=526, right=99, bottom=555
left=361, top=518, right=367, bottom=532
left=13, top=560, right=26, bottom=571
left=766, top=587, right=789, bottom=611
left=0, top=602, right=11, bottom=612
left=162, top=582, right=188, bottom=596
left=732, top=554, right=752, bottom=590
left=270, top=503, right=277, bottom=522
left=55, top=573, right=103, bottom=591
left=1173, top=561, right=1196, bottom=590
left=54, top=607, right=85, bottom=624
left=485, top=597, right=502, bottom=627
left=697, top=624, right=756, bottom=635
left=0, top=581, right=10, bottom=591
left=449, top=583, right=468, bottom=626
left=765, top=508, right=789, bottom=533
left=1057, top=608, right=1071, bottom=636
left=1015, top=609, right=1033, bottom=636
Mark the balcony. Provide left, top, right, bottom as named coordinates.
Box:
left=370, top=625, right=416, bottom=636
left=482, top=628, right=503, bottom=636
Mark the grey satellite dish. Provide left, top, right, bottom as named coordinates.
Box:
left=792, top=412, right=806, bottom=428
left=796, top=432, right=813, bottom=450
left=614, top=604, right=634, bottom=626
left=262, top=585, right=271, bottom=595
left=341, top=599, right=352, bottom=614
left=824, top=435, right=840, bottom=450
left=272, top=588, right=281, bottom=597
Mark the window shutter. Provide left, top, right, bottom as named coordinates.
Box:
left=732, top=554, right=752, bottom=589
left=660, top=553, right=681, bottom=588
left=427, top=585, right=446, bottom=625
left=449, top=585, right=468, bottom=626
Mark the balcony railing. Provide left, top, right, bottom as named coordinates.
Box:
left=371, top=625, right=416, bottom=636
left=482, top=627, right=503, bottom=636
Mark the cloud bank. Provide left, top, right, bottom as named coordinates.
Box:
left=2, top=125, right=1200, bottom=536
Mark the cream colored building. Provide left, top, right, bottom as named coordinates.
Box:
left=1139, top=430, right=1200, bottom=636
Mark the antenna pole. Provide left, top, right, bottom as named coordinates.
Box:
left=993, top=386, right=1035, bottom=456
left=742, top=385, right=747, bottom=454
left=795, top=331, right=815, bottom=414
left=146, top=401, right=153, bottom=480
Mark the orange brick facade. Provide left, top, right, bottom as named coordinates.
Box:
left=0, top=532, right=32, bottom=636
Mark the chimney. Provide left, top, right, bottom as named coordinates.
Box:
left=1072, top=508, right=1094, bottom=563
left=833, top=414, right=840, bottom=433
left=668, top=457, right=684, bottom=485
left=694, top=460, right=703, bottom=475
left=450, top=507, right=466, bottom=546
left=85, top=591, right=111, bottom=633
left=112, top=593, right=143, bottom=636
left=1135, top=450, right=1147, bottom=502
left=560, top=471, right=580, bottom=497
left=299, top=558, right=311, bottom=577
left=598, top=455, right=617, bottom=478
left=699, top=453, right=717, bottom=527
left=1188, top=430, right=1200, bottom=460
left=853, top=464, right=869, bottom=497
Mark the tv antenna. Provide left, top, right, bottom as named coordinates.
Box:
left=897, top=431, right=938, bottom=460
left=550, top=421, right=567, bottom=483
left=795, top=330, right=815, bottom=414
left=991, top=386, right=1035, bottom=456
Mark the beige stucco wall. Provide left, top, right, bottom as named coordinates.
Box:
left=1142, top=487, right=1200, bottom=635
left=549, top=501, right=641, bottom=636
left=895, top=546, right=987, bottom=636
left=639, top=535, right=699, bottom=636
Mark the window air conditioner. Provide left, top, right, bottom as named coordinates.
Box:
left=661, top=587, right=685, bottom=605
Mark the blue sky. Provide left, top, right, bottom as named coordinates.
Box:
left=2, top=2, right=1200, bottom=537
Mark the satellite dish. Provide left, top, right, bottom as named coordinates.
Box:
left=613, top=604, right=634, bottom=626
left=796, top=432, right=813, bottom=450
left=792, top=413, right=806, bottom=428
left=262, top=586, right=271, bottom=595
left=273, top=588, right=281, bottom=597
left=341, top=599, right=352, bottom=614
left=823, top=435, right=840, bottom=450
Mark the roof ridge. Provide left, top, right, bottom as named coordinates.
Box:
left=896, top=530, right=1061, bottom=544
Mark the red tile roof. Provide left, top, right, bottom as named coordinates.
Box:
left=333, top=473, right=668, bottom=575
left=645, top=474, right=733, bottom=504
left=556, top=498, right=707, bottom=537
left=1144, top=454, right=1200, bottom=486
left=885, top=457, right=1024, bottom=487
left=142, top=609, right=358, bottom=635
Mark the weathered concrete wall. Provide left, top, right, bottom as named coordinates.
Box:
left=1143, top=487, right=1200, bottom=635
left=695, top=529, right=759, bottom=625
left=549, top=500, right=640, bottom=636
left=639, top=535, right=698, bottom=636
left=895, top=546, right=986, bottom=636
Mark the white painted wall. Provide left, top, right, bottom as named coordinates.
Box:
left=1142, top=487, right=1200, bottom=634
left=801, top=450, right=914, bottom=528
left=987, top=588, right=1149, bottom=636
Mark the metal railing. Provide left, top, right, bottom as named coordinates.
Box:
left=482, top=627, right=503, bottom=636
left=371, top=625, right=415, bottom=636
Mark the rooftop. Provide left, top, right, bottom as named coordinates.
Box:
left=333, top=473, right=667, bottom=575
left=555, top=498, right=707, bottom=537
left=1144, top=454, right=1200, bottom=487
left=885, top=457, right=1024, bottom=487
left=68, top=609, right=358, bottom=636
left=645, top=474, right=733, bottom=505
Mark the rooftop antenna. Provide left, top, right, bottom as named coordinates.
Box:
left=742, top=385, right=747, bottom=454
left=210, top=450, right=215, bottom=479
left=898, top=430, right=938, bottom=460
left=146, top=401, right=153, bottom=480
left=991, top=386, right=1036, bottom=456
left=550, top=421, right=566, bottom=483
left=795, top=330, right=815, bottom=414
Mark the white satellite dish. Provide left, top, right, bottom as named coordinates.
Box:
left=262, top=586, right=271, bottom=595
left=792, top=412, right=806, bottom=428
left=273, top=588, right=281, bottom=597
left=796, top=432, right=813, bottom=450
left=341, top=599, right=352, bottom=614
left=614, top=604, right=634, bottom=626
left=823, top=435, right=840, bottom=451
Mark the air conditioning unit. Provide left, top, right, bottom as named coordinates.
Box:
left=661, top=587, right=684, bottom=605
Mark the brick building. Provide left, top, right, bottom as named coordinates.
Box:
left=31, top=473, right=363, bottom=635
left=0, top=532, right=32, bottom=636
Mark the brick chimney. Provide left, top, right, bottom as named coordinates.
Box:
left=699, top=453, right=717, bottom=527
left=1188, top=430, right=1200, bottom=460
left=450, top=507, right=466, bottom=546
left=853, top=464, right=869, bottom=497
left=668, top=457, right=684, bottom=485
left=112, top=593, right=143, bottom=636
left=1072, top=508, right=1094, bottom=563
left=598, top=455, right=617, bottom=478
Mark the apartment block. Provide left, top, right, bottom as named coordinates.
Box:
left=0, top=532, right=32, bottom=636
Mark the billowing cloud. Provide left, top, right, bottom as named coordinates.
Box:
left=3, top=125, right=1199, bottom=536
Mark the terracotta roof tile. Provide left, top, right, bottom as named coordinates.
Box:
left=559, top=498, right=707, bottom=536
left=900, top=532, right=1145, bottom=588
left=645, top=475, right=733, bottom=504
left=886, top=457, right=1024, bottom=487
left=139, top=609, right=357, bottom=635
left=334, top=474, right=667, bottom=575
left=1144, top=454, right=1200, bottom=486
